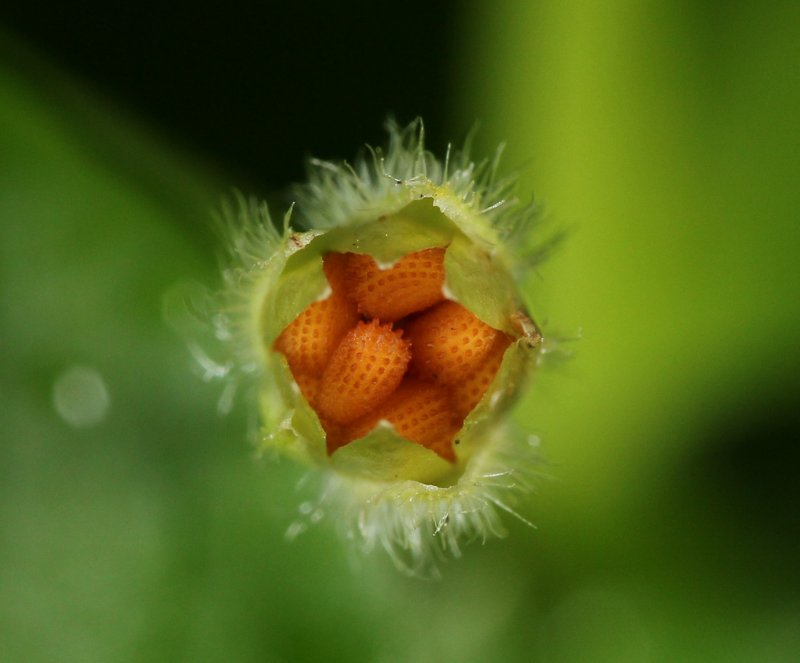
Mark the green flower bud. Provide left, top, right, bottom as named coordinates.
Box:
left=198, top=120, right=552, bottom=574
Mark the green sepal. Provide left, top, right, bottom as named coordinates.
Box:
left=330, top=426, right=460, bottom=487
left=443, top=233, right=520, bottom=334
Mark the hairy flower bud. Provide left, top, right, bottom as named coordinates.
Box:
left=191, top=120, right=554, bottom=575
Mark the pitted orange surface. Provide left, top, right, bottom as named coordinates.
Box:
left=374, top=379, right=460, bottom=463
left=451, top=333, right=513, bottom=418
left=344, top=247, right=446, bottom=321
left=274, top=254, right=359, bottom=376
left=317, top=320, right=411, bottom=425
left=274, top=247, right=513, bottom=462
left=406, top=300, right=500, bottom=384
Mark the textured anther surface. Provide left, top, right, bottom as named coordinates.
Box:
left=451, top=333, right=513, bottom=418
left=316, top=320, right=411, bottom=425
left=274, top=247, right=514, bottom=462
left=343, top=248, right=446, bottom=322
left=374, top=378, right=460, bottom=462
left=406, top=300, right=500, bottom=384
left=274, top=253, right=358, bottom=376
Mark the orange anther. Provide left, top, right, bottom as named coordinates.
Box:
left=407, top=300, right=501, bottom=385
left=450, top=333, right=513, bottom=418
left=343, top=248, right=446, bottom=321
left=274, top=257, right=359, bottom=376
left=375, top=378, right=460, bottom=462
left=316, top=320, right=411, bottom=425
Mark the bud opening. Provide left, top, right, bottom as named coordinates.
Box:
left=264, top=199, right=538, bottom=487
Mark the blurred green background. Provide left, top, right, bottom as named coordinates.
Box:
left=2, top=2, right=799, bottom=661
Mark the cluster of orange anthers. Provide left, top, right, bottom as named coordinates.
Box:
left=274, top=248, right=513, bottom=462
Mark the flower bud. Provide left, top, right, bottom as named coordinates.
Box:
left=204, top=120, right=550, bottom=574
